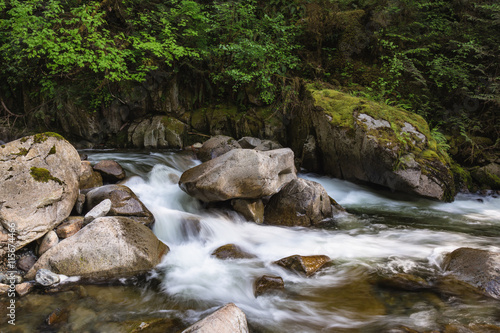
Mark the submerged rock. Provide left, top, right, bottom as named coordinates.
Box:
left=0, top=133, right=80, bottom=257
left=86, top=185, right=154, bottom=227
left=182, top=303, right=249, bottom=333
left=25, top=216, right=168, bottom=280
left=93, top=160, right=126, bottom=183
left=442, top=247, right=500, bottom=300
left=274, top=255, right=331, bottom=276
left=179, top=148, right=296, bottom=202
left=254, top=275, right=285, bottom=297
left=212, top=244, right=256, bottom=260
left=197, top=135, right=241, bottom=162
left=264, top=178, right=336, bottom=227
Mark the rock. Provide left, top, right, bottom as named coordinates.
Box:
left=442, top=247, right=500, bottom=300
left=0, top=272, right=22, bottom=284
left=231, top=199, right=264, bottom=224
left=375, top=273, right=431, bottom=291
left=182, top=303, right=249, bottom=333
left=0, top=283, right=9, bottom=295
left=38, top=230, right=59, bottom=256
left=290, top=87, right=456, bottom=201
left=83, top=198, right=112, bottom=225
left=444, top=323, right=500, bottom=333
left=471, top=163, right=500, bottom=190
left=254, top=275, right=285, bottom=297
left=264, top=178, right=335, bottom=227
left=179, top=148, right=296, bottom=203
left=238, top=137, right=262, bottom=149
left=197, top=135, right=241, bottom=162
left=93, top=160, right=126, bottom=183
left=56, top=216, right=84, bottom=239
left=0, top=133, right=81, bottom=256
left=46, top=307, right=70, bottom=326
left=17, top=252, right=38, bottom=272
left=79, top=161, right=103, bottom=190
left=16, top=281, right=34, bottom=297
left=300, top=135, right=320, bottom=172
left=254, top=139, right=283, bottom=151
left=25, top=216, right=168, bottom=280
left=274, top=255, right=331, bottom=276
left=212, top=244, right=256, bottom=260
left=36, top=268, right=60, bottom=286
left=128, top=116, right=187, bottom=149
left=86, top=185, right=154, bottom=227
left=74, top=193, right=86, bottom=215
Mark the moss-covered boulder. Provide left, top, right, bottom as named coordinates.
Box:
left=127, top=116, right=187, bottom=149
left=0, top=133, right=80, bottom=257
left=290, top=85, right=456, bottom=201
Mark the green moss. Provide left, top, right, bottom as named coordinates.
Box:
left=15, top=147, right=29, bottom=156
left=1, top=145, right=5, bottom=148
left=161, top=116, right=185, bottom=133
left=20, top=137, right=28, bottom=143
left=30, top=167, right=63, bottom=185
left=49, top=145, right=56, bottom=155
left=33, top=132, right=65, bottom=144
left=451, top=162, right=473, bottom=191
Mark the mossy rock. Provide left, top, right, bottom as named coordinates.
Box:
left=30, top=167, right=63, bottom=185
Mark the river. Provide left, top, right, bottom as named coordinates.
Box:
left=8, top=150, right=500, bottom=332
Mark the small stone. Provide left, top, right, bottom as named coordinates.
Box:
left=56, top=216, right=84, bottom=238
left=38, top=231, right=59, bottom=256
left=93, top=160, right=126, bottom=183
left=254, top=275, right=285, bottom=297
left=17, top=253, right=38, bottom=272
left=16, top=282, right=34, bottom=297
left=212, top=244, right=256, bottom=260
left=274, top=255, right=331, bottom=277
left=36, top=269, right=60, bottom=286
left=75, top=193, right=86, bottom=215
left=84, top=199, right=112, bottom=225
left=0, top=283, right=9, bottom=295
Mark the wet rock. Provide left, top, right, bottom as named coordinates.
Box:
left=212, top=244, right=256, bottom=260
left=38, top=231, right=59, bottom=256
left=471, top=163, right=500, bottom=190
left=26, top=216, right=169, bottom=280
left=36, top=269, right=60, bottom=286
left=231, top=199, right=264, bottom=224
left=83, top=198, right=112, bottom=225
left=0, top=133, right=80, bottom=257
left=238, top=137, right=261, bottom=149
left=93, top=160, right=126, bottom=183
left=96, top=317, right=186, bottom=333
left=74, top=193, right=86, bottom=215
left=197, top=135, right=241, bottom=162
left=179, top=148, right=296, bottom=202
left=254, top=275, right=285, bottom=297
left=444, top=323, right=500, bottom=333
left=17, top=252, right=38, bottom=272
left=16, top=281, right=34, bottom=297
left=264, top=178, right=336, bottom=227
left=46, top=307, right=70, bottom=327
left=274, top=255, right=331, bottom=276
left=375, top=273, right=431, bottom=291
left=442, top=247, right=500, bottom=300
left=182, top=303, right=249, bottom=333
left=56, top=216, right=84, bottom=239
left=86, top=185, right=154, bottom=227
left=79, top=161, right=103, bottom=190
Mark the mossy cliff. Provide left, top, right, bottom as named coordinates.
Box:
left=289, top=85, right=456, bottom=201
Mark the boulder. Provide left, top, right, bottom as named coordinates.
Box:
left=471, top=163, right=500, bottom=190
left=182, top=303, right=249, bottom=333
left=254, top=275, right=285, bottom=297
left=274, top=255, right=331, bottom=277
left=264, top=178, right=335, bottom=227
left=83, top=198, right=112, bottom=225
left=86, top=185, right=154, bottom=227
left=197, top=135, right=241, bottom=162
left=179, top=148, right=296, bottom=202
left=289, top=87, right=456, bottom=201
left=38, top=230, right=59, bottom=256
left=79, top=161, right=103, bottom=190
left=442, top=247, right=500, bottom=300
left=56, top=216, right=84, bottom=239
left=0, top=133, right=80, bottom=256
left=128, top=116, right=187, bottom=149
left=211, top=244, right=256, bottom=260
left=231, top=199, right=264, bottom=224
left=25, top=216, right=168, bottom=280
left=93, top=160, right=126, bottom=183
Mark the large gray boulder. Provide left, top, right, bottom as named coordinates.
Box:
left=179, top=148, right=296, bottom=202
left=0, top=133, right=80, bottom=257
left=443, top=247, right=500, bottom=300
left=86, top=185, right=154, bottom=227
left=25, top=216, right=168, bottom=280
left=264, top=178, right=335, bottom=227
left=197, top=135, right=241, bottom=162
left=182, top=303, right=249, bottom=333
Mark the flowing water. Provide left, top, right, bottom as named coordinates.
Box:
left=5, top=150, right=500, bottom=332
